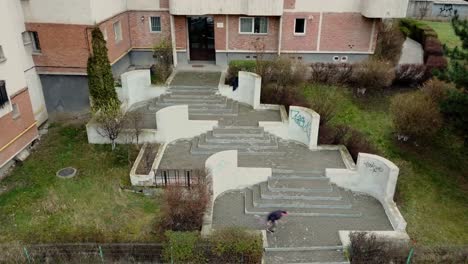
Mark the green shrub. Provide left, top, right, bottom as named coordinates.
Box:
left=420, top=78, right=456, bottom=104
left=390, top=91, right=442, bottom=140
left=351, top=59, right=395, bottom=92
left=209, top=227, right=263, bottom=264
left=162, top=231, right=204, bottom=264
left=306, top=84, right=340, bottom=125
left=152, top=38, right=173, bottom=84
left=440, top=89, right=468, bottom=145
left=227, top=60, right=257, bottom=80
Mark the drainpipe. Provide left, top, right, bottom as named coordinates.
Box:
left=278, top=16, right=283, bottom=56
left=170, top=15, right=178, bottom=67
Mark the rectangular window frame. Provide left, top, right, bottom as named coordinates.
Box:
left=0, top=46, right=5, bottom=63
left=113, top=21, right=123, bottom=43
left=294, top=18, right=306, bottom=35
left=0, top=80, right=9, bottom=109
left=29, top=31, right=41, bottom=53
left=149, top=16, right=162, bottom=33
left=239, top=17, right=268, bottom=35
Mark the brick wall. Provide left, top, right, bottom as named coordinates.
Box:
left=319, top=13, right=374, bottom=52
left=98, top=12, right=132, bottom=63
left=227, top=16, right=279, bottom=51
left=214, top=15, right=227, bottom=50
left=160, top=0, right=169, bottom=9
left=128, top=11, right=172, bottom=48
left=284, top=0, right=296, bottom=9
left=174, top=16, right=187, bottom=50
left=281, top=12, right=320, bottom=51
left=0, top=89, right=38, bottom=166
left=26, top=23, right=90, bottom=73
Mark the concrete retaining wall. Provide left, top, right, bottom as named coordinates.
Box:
left=130, top=143, right=168, bottom=186
left=202, top=150, right=271, bottom=236
left=219, top=71, right=261, bottom=109
left=326, top=153, right=407, bottom=232
left=118, top=70, right=167, bottom=111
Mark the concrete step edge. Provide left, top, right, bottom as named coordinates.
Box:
left=265, top=246, right=343, bottom=252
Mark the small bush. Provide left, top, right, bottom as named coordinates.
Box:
left=318, top=124, right=350, bottom=145
left=440, top=89, right=468, bottom=145
left=390, top=91, right=442, bottom=140
left=394, top=64, right=427, bottom=86
left=348, top=232, right=409, bottom=264
left=162, top=231, right=203, bottom=264
left=425, top=55, right=448, bottom=75
left=420, top=78, right=455, bottom=104
left=374, top=22, right=405, bottom=65
left=152, top=38, right=173, bottom=83
left=310, top=63, right=354, bottom=85
left=344, top=128, right=378, bottom=162
left=209, top=227, right=263, bottom=264
left=351, top=59, right=395, bottom=92
left=157, top=182, right=209, bottom=233
left=424, top=37, right=444, bottom=57
left=270, top=57, right=307, bottom=87
left=306, top=85, right=340, bottom=125
left=227, top=60, right=257, bottom=80
left=261, top=84, right=309, bottom=112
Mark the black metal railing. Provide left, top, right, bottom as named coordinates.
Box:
left=154, top=169, right=205, bottom=187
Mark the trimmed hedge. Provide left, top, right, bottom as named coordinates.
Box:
left=227, top=60, right=257, bottom=80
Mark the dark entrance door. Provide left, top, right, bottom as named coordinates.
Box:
left=188, top=17, right=215, bottom=61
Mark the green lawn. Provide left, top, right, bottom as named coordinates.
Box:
left=304, top=85, right=468, bottom=246
left=0, top=125, right=159, bottom=243
left=420, top=21, right=462, bottom=49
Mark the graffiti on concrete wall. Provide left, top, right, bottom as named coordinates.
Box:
left=438, top=4, right=457, bottom=17
left=363, top=161, right=384, bottom=174
left=291, top=109, right=312, bottom=141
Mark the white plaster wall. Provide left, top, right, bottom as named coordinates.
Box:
left=288, top=106, right=320, bottom=150
left=127, top=0, right=162, bottom=10
left=25, top=68, right=48, bottom=125
left=293, top=0, right=362, bottom=12
left=90, top=0, right=127, bottom=24
left=21, top=0, right=94, bottom=25
left=156, top=105, right=218, bottom=143
left=219, top=71, right=261, bottom=110
left=119, top=70, right=167, bottom=111
left=326, top=153, right=407, bottom=231
left=361, top=0, right=409, bottom=18
left=169, top=0, right=283, bottom=16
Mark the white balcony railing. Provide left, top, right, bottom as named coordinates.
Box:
left=169, top=0, right=283, bottom=16
left=361, top=0, right=410, bottom=18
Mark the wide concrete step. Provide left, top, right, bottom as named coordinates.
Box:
left=168, top=85, right=218, bottom=90
left=204, top=131, right=273, bottom=144
left=190, top=138, right=285, bottom=155
left=268, top=178, right=333, bottom=193
left=259, top=182, right=343, bottom=201
left=194, top=136, right=279, bottom=150
left=189, top=100, right=237, bottom=112
left=271, top=169, right=325, bottom=179
left=169, top=93, right=218, bottom=99
left=244, top=190, right=361, bottom=218
left=250, top=187, right=352, bottom=209
left=212, top=126, right=265, bottom=138
left=160, top=96, right=226, bottom=104
left=265, top=248, right=348, bottom=264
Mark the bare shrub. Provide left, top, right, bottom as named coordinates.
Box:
left=349, top=232, right=409, bottom=264
left=420, top=78, right=456, bottom=104
left=318, top=124, right=350, bottom=145
left=157, top=180, right=210, bottom=233
left=344, top=129, right=378, bottom=162
left=94, top=99, right=126, bottom=150
left=125, top=111, right=143, bottom=144
left=394, top=64, right=427, bottom=86
left=374, top=22, right=405, bottom=65
left=261, top=83, right=309, bottom=112
left=310, top=63, right=354, bottom=85
left=390, top=91, right=443, bottom=140
left=351, top=59, right=395, bottom=94
left=209, top=227, right=263, bottom=264
left=307, top=85, right=340, bottom=125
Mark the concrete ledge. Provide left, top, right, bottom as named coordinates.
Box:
left=130, top=143, right=168, bottom=186
left=339, top=230, right=410, bottom=248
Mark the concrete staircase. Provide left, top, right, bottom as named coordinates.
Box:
left=149, top=85, right=239, bottom=117
left=190, top=126, right=286, bottom=155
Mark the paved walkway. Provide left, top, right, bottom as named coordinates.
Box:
left=398, top=37, right=424, bottom=65
left=141, top=71, right=393, bottom=263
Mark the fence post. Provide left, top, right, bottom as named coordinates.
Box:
left=98, top=245, right=104, bottom=264
left=406, top=247, right=414, bottom=264
left=23, top=246, right=32, bottom=264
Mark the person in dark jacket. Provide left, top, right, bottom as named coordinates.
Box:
left=266, top=210, right=288, bottom=233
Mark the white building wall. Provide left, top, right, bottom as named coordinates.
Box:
left=90, top=0, right=127, bottom=24
left=21, top=0, right=94, bottom=25
left=292, top=0, right=362, bottom=12
left=127, top=0, right=162, bottom=10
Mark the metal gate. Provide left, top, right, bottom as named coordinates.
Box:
left=154, top=169, right=204, bottom=187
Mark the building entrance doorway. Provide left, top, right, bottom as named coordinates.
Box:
left=188, top=16, right=215, bottom=61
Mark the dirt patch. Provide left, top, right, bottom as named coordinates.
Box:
left=136, top=144, right=160, bottom=175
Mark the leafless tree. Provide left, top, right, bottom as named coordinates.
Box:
left=125, top=111, right=144, bottom=145
left=418, top=1, right=431, bottom=20
left=94, top=99, right=126, bottom=150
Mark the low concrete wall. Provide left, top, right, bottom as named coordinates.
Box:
left=339, top=230, right=410, bottom=248
left=130, top=143, right=168, bottom=186
left=118, top=70, right=167, bottom=111
left=219, top=71, right=261, bottom=109
left=202, top=150, right=272, bottom=236
left=326, top=153, right=407, bottom=232
left=156, top=105, right=218, bottom=143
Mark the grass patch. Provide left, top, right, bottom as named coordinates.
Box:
left=304, top=85, right=468, bottom=245
left=0, top=124, right=160, bottom=243
left=420, top=21, right=462, bottom=49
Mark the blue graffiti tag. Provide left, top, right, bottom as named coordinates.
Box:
left=291, top=110, right=312, bottom=141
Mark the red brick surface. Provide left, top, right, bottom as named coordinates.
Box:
left=281, top=12, right=319, bottom=51
left=174, top=16, right=187, bottom=50
left=214, top=15, right=227, bottom=50
left=160, top=0, right=169, bottom=9
left=319, top=13, right=374, bottom=52
left=99, top=12, right=132, bottom=63
left=0, top=89, right=38, bottom=166
left=227, top=16, right=279, bottom=51
left=128, top=11, right=172, bottom=48
left=284, top=0, right=296, bottom=9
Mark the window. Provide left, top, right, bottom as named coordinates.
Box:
left=0, top=80, right=8, bottom=108
left=0, top=46, right=5, bottom=62
left=150, top=16, right=161, bottom=32
left=294, top=18, right=306, bottom=34
left=239, top=17, right=268, bottom=34
left=30, top=31, right=41, bottom=53
left=113, top=21, right=122, bottom=42
left=12, top=103, right=20, bottom=119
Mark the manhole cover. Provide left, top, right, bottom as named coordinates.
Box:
left=56, top=167, right=77, bottom=179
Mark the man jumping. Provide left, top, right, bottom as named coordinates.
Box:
left=266, top=210, right=288, bottom=233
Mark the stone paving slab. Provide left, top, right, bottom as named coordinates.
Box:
left=170, top=71, right=221, bottom=87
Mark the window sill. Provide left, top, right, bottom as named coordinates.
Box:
left=150, top=31, right=162, bottom=34
left=294, top=33, right=306, bottom=36
left=239, top=32, right=269, bottom=35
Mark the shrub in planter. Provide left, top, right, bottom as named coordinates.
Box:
left=421, top=78, right=456, bottom=104
left=157, top=183, right=209, bottom=233
left=209, top=227, right=263, bottom=264
left=394, top=64, right=427, bottom=86
left=310, top=63, right=354, bottom=85
left=351, top=59, right=395, bottom=95
left=390, top=91, right=442, bottom=141
left=162, top=231, right=203, bottom=264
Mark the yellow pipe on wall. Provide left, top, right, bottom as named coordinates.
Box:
left=0, top=122, right=37, bottom=152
